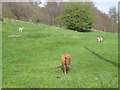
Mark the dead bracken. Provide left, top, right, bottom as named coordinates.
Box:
left=72, top=36, right=80, bottom=38
left=8, top=35, right=21, bottom=38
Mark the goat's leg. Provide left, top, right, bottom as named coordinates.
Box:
left=63, top=65, right=66, bottom=74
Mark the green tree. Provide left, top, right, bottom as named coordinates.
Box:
left=57, top=2, right=95, bottom=31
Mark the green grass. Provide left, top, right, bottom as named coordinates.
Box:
left=2, top=19, right=118, bottom=88
left=0, top=20, right=2, bottom=90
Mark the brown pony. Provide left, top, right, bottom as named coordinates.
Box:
left=61, top=53, right=71, bottom=74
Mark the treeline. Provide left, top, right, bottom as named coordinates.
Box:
left=2, top=2, right=63, bottom=24
left=93, top=5, right=117, bottom=32
left=2, top=2, right=41, bottom=23
left=2, top=2, right=118, bottom=32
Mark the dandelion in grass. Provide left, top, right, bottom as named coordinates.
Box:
left=95, top=77, right=98, bottom=80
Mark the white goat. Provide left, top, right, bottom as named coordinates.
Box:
left=98, top=37, right=104, bottom=42
left=19, top=27, right=24, bottom=32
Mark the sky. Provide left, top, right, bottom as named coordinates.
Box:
left=94, top=1, right=118, bottom=14
left=39, top=0, right=119, bottom=15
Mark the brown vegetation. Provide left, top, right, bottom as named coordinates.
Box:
left=2, top=2, right=118, bottom=32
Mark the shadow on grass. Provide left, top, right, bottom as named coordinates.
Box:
left=68, top=28, right=93, bottom=32
left=77, top=29, right=93, bottom=32
left=85, top=47, right=118, bottom=67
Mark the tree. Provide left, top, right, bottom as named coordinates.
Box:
left=119, top=1, right=120, bottom=30
left=108, top=6, right=118, bottom=32
left=109, top=6, right=118, bottom=23
left=57, top=2, right=95, bottom=31
left=2, top=1, right=64, bottom=25
left=2, top=2, right=34, bottom=21
left=2, top=2, right=42, bottom=22
left=42, top=1, right=64, bottom=25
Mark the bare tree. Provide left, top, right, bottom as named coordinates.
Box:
left=108, top=6, right=118, bottom=32
left=40, top=1, right=65, bottom=25
left=109, top=6, right=118, bottom=23
left=2, top=2, right=42, bottom=22
left=118, top=1, right=120, bottom=32
left=91, top=4, right=113, bottom=32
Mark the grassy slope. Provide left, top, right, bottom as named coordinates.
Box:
left=2, top=19, right=118, bottom=88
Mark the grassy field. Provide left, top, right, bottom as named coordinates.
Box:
left=2, top=19, right=118, bottom=88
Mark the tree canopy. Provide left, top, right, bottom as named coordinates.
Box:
left=57, top=2, right=95, bottom=31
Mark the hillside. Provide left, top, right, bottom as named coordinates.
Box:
left=2, top=19, right=118, bottom=88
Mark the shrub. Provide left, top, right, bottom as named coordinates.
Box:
left=57, top=2, right=95, bottom=31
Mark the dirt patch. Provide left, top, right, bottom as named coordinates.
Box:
left=56, top=27, right=60, bottom=29
left=72, top=36, right=80, bottom=38
left=8, top=35, right=21, bottom=38
left=16, top=63, right=22, bottom=65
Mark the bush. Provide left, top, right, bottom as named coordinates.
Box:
left=57, top=2, right=95, bottom=31
left=32, top=15, right=41, bottom=23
